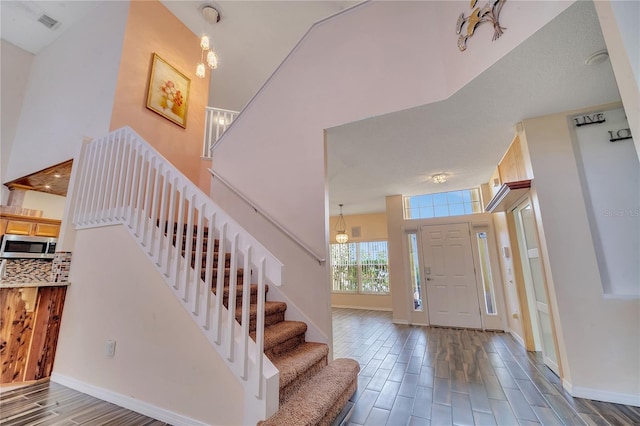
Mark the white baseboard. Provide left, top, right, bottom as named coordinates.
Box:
left=331, top=304, right=392, bottom=312
left=508, top=329, right=526, bottom=349
left=569, top=384, right=640, bottom=407
left=562, top=379, right=573, bottom=393
left=50, top=373, right=211, bottom=426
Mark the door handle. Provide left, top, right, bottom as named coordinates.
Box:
left=425, top=266, right=432, bottom=281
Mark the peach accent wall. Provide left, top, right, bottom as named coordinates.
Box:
left=329, top=212, right=392, bottom=311
left=110, top=0, right=211, bottom=193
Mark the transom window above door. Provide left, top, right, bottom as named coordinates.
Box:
left=404, top=188, right=482, bottom=219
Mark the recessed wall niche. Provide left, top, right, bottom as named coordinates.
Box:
left=571, top=107, right=639, bottom=297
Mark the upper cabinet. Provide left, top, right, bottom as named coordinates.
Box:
left=485, top=134, right=533, bottom=213
left=498, top=135, right=528, bottom=183
left=0, top=214, right=61, bottom=238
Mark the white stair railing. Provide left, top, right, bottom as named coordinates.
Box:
left=70, top=126, right=282, bottom=422
left=203, top=107, right=239, bottom=158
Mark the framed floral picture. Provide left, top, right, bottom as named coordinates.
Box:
left=146, top=53, right=190, bottom=128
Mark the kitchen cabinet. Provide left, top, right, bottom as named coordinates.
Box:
left=498, top=135, right=529, bottom=183
left=0, top=285, right=67, bottom=384
left=0, top=214, right=61, bottom=238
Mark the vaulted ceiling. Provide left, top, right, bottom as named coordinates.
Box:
left=1, top=1, right=622, bottom=215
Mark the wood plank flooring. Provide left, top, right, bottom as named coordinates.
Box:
left=0, top=381, right=167, bottom=425
left=332, top=308, right=640, bottom=426
left=1, top=308, right=638, bottom=425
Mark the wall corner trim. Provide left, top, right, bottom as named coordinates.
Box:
left=50, top=373, right=210, bottom=426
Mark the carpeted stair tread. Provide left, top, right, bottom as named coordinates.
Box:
left=251, top=321, right=307, bottom=352
left=221, top=283, right=268, bottom=297
left=269, top=342, right=329, bottom=389
left=258, top=358, right=360, bottom=426
left=235, top=301, right=287, bottom=321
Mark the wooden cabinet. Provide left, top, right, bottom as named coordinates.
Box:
left=0, top=286, right=67, bottom=384
left=0, top=214, right=61, bottom=238
left=498, top=135, right=529, bottom=183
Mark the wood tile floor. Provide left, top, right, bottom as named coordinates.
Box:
left=0, top=381, right=168, bottom=426
left=332, top=308, right=640, bottom=426
left=2, top=308, right=639, bottom=425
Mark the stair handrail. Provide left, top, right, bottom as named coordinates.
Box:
left=203, top=107, right=239, bottom=158
left=209, top=167, right=326, bottom=265
left=69, top=126, right=282, bottom=422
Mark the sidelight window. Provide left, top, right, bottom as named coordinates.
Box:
left=476, top=231, right=497, bottom=315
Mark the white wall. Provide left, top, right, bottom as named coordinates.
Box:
left=0, top=40, right=34, bottom=204
left=435, top=0, right=573, bottom=95
left=211, top=0, right=572, bottom=348
left=5, top=1, right=128, bottom=184
left=595, top=0, right=640, bottom=158
left=522, top=105, right=639, bottom=405
left=54, top=225, right=244, bottom=425
left=21, top=190, right=66, bottom=220
left=571, top=107, right=638, bottom=296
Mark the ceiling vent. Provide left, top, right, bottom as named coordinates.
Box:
left=38, top=14, right=61, bottom=30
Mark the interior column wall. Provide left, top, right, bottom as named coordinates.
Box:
left=521, top=104, right=639, bottom=403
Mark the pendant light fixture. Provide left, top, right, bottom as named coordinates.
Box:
left=196, top=5, right=220, bottom=78
left=335, top=204, right=349, bottom=244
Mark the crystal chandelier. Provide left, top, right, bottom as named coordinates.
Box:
left=335, top=204, right=349, bottom=244
left=196, top=6, right=220, bottom=78
left=432, top=173, right=447, bottom=184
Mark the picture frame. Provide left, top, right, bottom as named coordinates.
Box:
left=146, top=53, right=190, bottom=128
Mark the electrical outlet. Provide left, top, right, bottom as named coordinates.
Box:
left=105, top=340, right=116, bottom=358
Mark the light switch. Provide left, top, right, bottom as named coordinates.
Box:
left=105, top=340, right=116, bottom=358
left=502, top=246, right=511, bottom=258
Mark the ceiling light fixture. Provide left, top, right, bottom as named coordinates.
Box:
left=335, top=204, right=349, bottom=244
left=196, top=5, right=220, bottom=78
left=432, top=173, right=447, bottom=184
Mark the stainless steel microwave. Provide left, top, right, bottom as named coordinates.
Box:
left=0, top=235, right=57, bottom=259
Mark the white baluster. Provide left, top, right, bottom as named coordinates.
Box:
left=111, top=134, right=126, bottom=220
left=240, top=245, right=252, bottom=380
left=172, top=186, right=186, bottom=290
left=134, top=149, right=149, bottom=238
left=164, top=174, right=178, bottom=277
left=254, top=257, right=266, bottom=398
left=154, top=167, right=169, bottom=266
left=182, top=193, right=195, bottom=303
left=226, top=233, right=239, bottom=362
left=202, top=212, right=216, bottom=330
left=120, top=134, right=135, bottom=222
left=192, top=202, right=205, bottom=315
left=127, top=141, right=142, bottom=230
left=140, top=155, right=155, bottom=246
left=213, top=223, right=227, bottom=344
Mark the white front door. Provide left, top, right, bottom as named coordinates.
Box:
left=420, top=223, right=482, bottom=328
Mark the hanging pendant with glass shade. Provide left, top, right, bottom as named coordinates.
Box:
left=207, top=50, right=218, bottom=69
left=196, top=6, right=220, bottom=78
left=335, top=204, right=348, bottom=244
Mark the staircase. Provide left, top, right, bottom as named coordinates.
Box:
left=182, top=225, right=360, bottom=425
left=69, top=127, right=359, bottom=424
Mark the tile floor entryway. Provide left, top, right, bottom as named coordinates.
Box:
left=332, top=308, right=640, bottom=426
left=2, top=308, right=639, bottom=425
